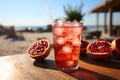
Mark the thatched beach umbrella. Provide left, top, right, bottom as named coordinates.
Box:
left=90, top=0, right=120, bottom=36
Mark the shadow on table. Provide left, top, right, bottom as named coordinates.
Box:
left=80, top=54, right=120, bottom=69
left=33, top=59, right=57, bottom=70
left=67, top=67, right=116, bottom=80
left=33, top=59, right=116, bottom=80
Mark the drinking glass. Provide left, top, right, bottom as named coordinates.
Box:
left=52, top=19, right=83, bottom=72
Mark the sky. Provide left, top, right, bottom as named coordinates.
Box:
left=0, top=0, right=119, bottom=26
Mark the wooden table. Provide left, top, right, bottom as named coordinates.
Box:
left=0, top=49, right=120, bottom=80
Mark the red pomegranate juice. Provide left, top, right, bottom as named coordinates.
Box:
left=52, top=20, right=83, bottom=71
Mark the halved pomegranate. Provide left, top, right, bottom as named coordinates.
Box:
left=111, top=38, right=120, bottom=57
left=87, top=40, right=112, bottom=59
left=27, top=39, right=50, bottom=60
left=80, top=40, right=89, bottom=54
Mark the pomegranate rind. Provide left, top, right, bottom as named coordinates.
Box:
left=87, top=41, right=112, bottom=59
left=27, top=39, right=50, bottom=60
left=80, top=40, right=89, bottom=54
left=111, top=38, right=120, bottom=57
left=80, top=48, right=87, bottom=54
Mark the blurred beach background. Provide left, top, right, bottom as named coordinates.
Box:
left=15, top=25, right=104, bottom=31
left=0, top=0, right=120, bottom=56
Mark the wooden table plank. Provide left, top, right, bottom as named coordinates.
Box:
left=79, top=60, right=120, bottom=79
left=80, top=54, right=120, bottom=80
left=0, top=49, right=120, bottom=80
left=0, top=53, right=77, bottom=80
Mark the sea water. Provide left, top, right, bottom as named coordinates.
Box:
left=15, top=25, right=104, bottom=31
left=15, top=26, right=47, bottom=31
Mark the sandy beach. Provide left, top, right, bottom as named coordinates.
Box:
left=0, top=27, right=104, bottom=57
left=0, top=32, right=53, bottom=56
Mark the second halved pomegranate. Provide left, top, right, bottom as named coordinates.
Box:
left=80, top=40, right=89, bottom=54
left=87, top=40, right=112, bottom=59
